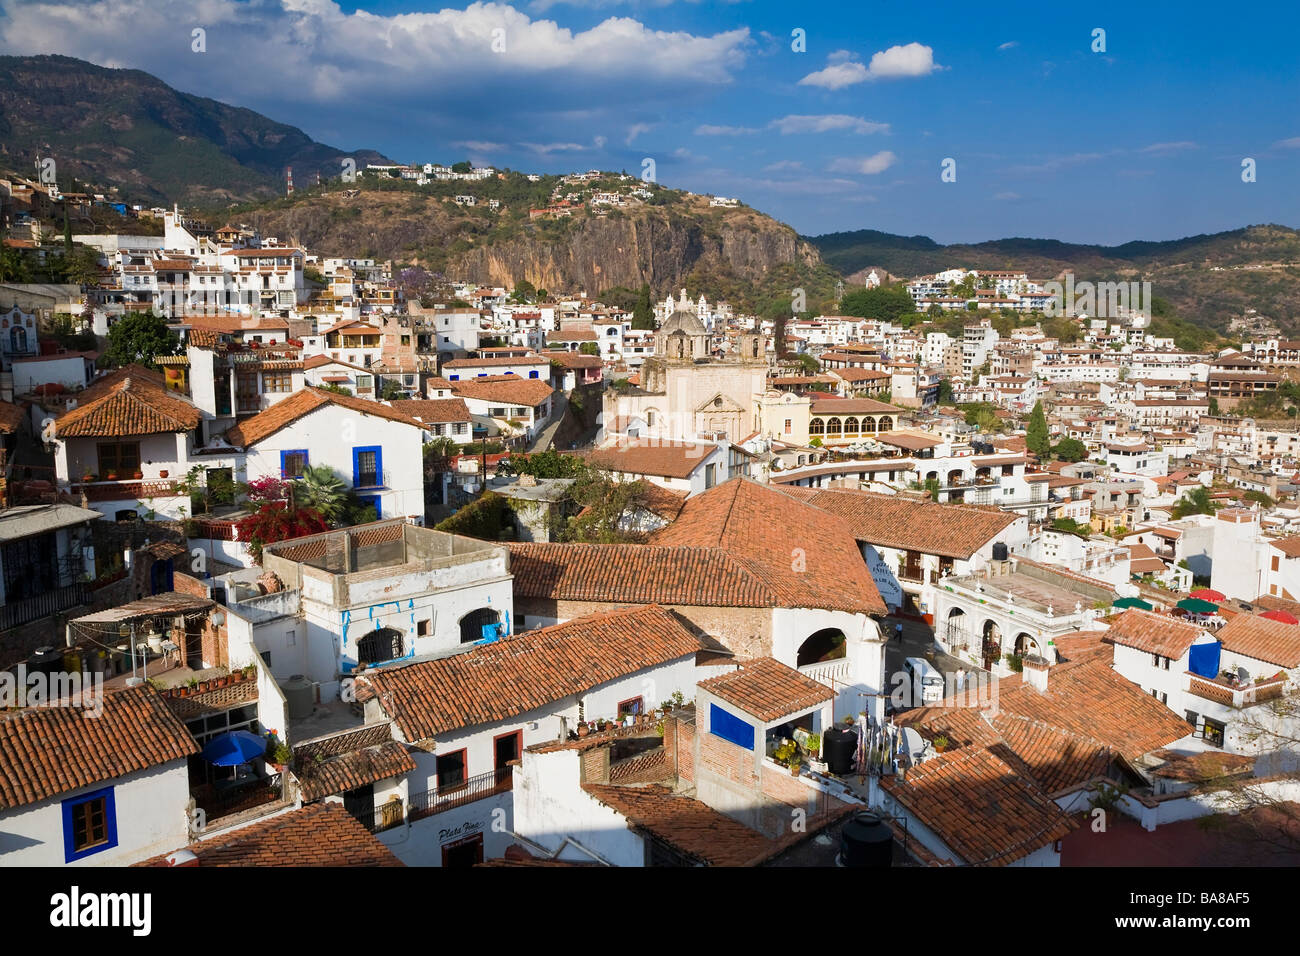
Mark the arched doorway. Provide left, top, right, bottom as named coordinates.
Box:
left=357, top=627, right=404, bottom=665
left=945, top=607, right=968, bottom=650
left=796, top=628, right=847, bottom=667
left=1013, top=632, right=1041, bottom=657
left=459, top=607, right=501, bottom=644
left=981, top=619, right=1002, bottom=671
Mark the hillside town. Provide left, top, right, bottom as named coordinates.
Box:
left=3, top=176, right=1300, bottom=872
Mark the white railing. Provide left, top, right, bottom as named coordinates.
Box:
left=799, top=657, right=852, bottom=688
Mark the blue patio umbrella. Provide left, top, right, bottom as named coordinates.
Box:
left=202, top=730, right=268, bottom=767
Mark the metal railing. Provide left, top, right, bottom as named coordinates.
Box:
left=408, top=767, right=513, bottom=821
left=0, top=583, right=89, bottom=632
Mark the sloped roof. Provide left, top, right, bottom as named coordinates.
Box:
left=390, top=398, right=472, bottom=424
left=55, top=365, right=201, bottom=438
left=0, top=685, right=198, bottom=809
left=358, top=605, right=705, bottom=740
left=778, top=486, right=1018, bottom=559
left=697, top=657, right=833, bottom=722
left=1215, top=614, right=1300, bottom=669
left=0, top=399, right=25, bottom=434
left=225, top=387, right=427, bottom=446
left=450, top=376, right=555, bottom=406
left=586, top=439, right=717, bottom=479
left=651, top=478, right=886, bottom=615
left=1102, top=609, right=1205, bottom=659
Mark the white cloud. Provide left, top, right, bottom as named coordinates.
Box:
left=799, top=43, right=940, bottom=89
left=763, top=160, right=804, bottom=172
left=992, top=191, right=1021, bottom=200
left=593, top=135, right=607, bottom=149
left=694, top=124, right=759, bottom=135
left=997, top=41, right=1018, bottom=51
left=624, top=123, right=652, bottom=145
left=770, top=114, right=889, bottom=135
left=1139, top=141, right=1198, bottom=154
left=1273, top=137, right=1300, bottom=149
left=828, top=151, right=897, bottom=175
left=0, top=1, right=752, bottom=106
left=455, top=140, right=507, bottom=152
left=520, top=141, right=589, bottom=154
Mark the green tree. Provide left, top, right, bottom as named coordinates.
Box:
left=632, top=282, right=655, bottom=330
left=1171, top=485, right=1218, bottom=520
left=1051, top=437, right=1088, bottom=462
left=578, top=341, right=600, bottom=356
left=1026, top=401, right=1050, bottom=459
left=840, top=284, right=916, bottom=323
left=451, top=161, right=472, bottom=174
left=0, top=244, right=32, bottom=282
left=511, top=278, right=536, bottom=303
left=508, top=449, right=587, bottom=479
left=937, top=378, right=954, bottom=404
left=296, top=464, right=349, bottom=525
left=379, top=378, right=404, bottom=400
left=102, top=311, right=181, bottom=369
left=1243, top=489, right=1275, bottom=509
left=793, top=352, right=820, bottom=376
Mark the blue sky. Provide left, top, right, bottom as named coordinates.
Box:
left=3, top=0, right=1297, bottom=243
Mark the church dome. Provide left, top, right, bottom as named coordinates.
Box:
left=659, top=309, right=707, bottom=336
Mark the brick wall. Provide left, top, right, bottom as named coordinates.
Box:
left=200, top=618, right=228, bottom=670
left=581, top=746, right=610, bottom=784
left=699, top=728, right=758, bottom=790
left=174, top=571, right=209, bottom=598
left=608, top=748, right=670, bottom=785
left=663, top=714, right=695, bottom=784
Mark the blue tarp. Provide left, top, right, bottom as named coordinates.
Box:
left=1188, top=641, right=1221, bottom=679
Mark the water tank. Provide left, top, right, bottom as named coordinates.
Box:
left=823, top=726, right=857, bottom=775
left=28, top=646, right=62, bottom=678
left=840, top=811, right=893, bottom=867
left=281, top=675, right=315, bottom=721
left=992, top=541, right=1009, bottom=562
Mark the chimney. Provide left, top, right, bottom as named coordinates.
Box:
left=1023, top=654, right=1050, bottom=693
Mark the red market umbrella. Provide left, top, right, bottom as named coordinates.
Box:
left=1191, top=588, right=1226, bottom=602
left=1261, top=609, right=1300, bottom=625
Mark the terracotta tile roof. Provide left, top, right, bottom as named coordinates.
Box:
left=357, top=605, right=705, bottom=741
left=54, top=366, right=202, bottom=438
left=1102, top=609, right=1205, bottom=659
left=186, top=315, right=290, bottom=333
left=1215, top=614, right=1300, bottom=669
left=1270, top=536, right=1300, bottom=558
left=874, top=431, right=944, bottom=450
left=225, top=386, right=428, bottom=446
left=0, top=399, right=24, bottom=434
left=450, top=376, right=555, bottom=406
left=810, top=398, right=902, bottom=415
left=303, top=354, right=368, bottom=372
left=881, top=745, right=1076, bottom=865
left=697, top=657, right=833, bottom=721
left=778, top=486, right=1018, bottom=559
left=296, top=740, right=415, bottom=802
left=1049, top=630, right=1114, bottom=666
left=638, top=482, right=689, bottom=522
left=1126, top=543, right=1168, bottom=574
left=0, top=685, right=199, bottom=809
left=139, top=803, right=403, bottom=867
left=547, top=329, right=597, bottom=342
left=389, top=398, right=471, bottom=423
left=831, top=367, right=891, bottom=382
left=579, top=784, right=778, bottom=865
left=652, top=478, right=887, bottom=615
left=587, top=439, right=717, bottom=479
left=995, top=659, right=1191, bottom=760
left=987, top=714, right=1114, bottom=795
left=542, top=350, right=604, bottom=369
left=508, top=542, right=783, bottom=608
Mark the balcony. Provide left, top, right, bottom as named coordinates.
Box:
left=70, top=478, right=183, bottom=502
left=406, top=767, right=513, bottom=822
left=0, top=582, right=89, bottom=632
left=1186, top=672, right=1286, bottom=709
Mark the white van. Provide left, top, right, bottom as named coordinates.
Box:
left=904, top=657, right=945, bottom=705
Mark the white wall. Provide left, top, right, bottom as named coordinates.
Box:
left=513, top=749, right=646, bottom=866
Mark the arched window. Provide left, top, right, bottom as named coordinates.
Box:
left=810, top=418, right=825, bottom=436
left=825, top=417, right=843, bottom=436
left=844, top=417, right=859, bottom=435
left=459, top=607, right=501, bottom=644
left=357, top=627, right=404, bottom=665
left=10, top=326, right=26, bottom=353
left=862, top=416, right=877, bottom=433
left=877, top=416, right=892, bottom=431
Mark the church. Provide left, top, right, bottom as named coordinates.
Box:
left=604, top=308, right=769, bottom=444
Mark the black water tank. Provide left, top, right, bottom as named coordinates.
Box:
left=28, top=646, right=62, bottom=678
left=992, top=541, right=1009, bottom=562
left=840, top=811, right=893, bottom=867
left=823, top=726, right=857, bottom=775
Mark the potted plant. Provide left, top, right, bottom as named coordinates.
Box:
left=159, top=469, right=169, bottom=479
left=132, top=469, right=144, bottom=479
left=104, top=469, right=118, bottom=481
left=671, top=690, right=685, bottom=708
left=661, top=699, right=673, bottom=713
left=932, top=735, right=950, bottom=753
left=81, top=470, right=94, bottom=482
left=577, top=722, right=589, bottom=738
left=773, top=740, right=801, bottom=775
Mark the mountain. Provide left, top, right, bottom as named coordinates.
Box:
left=224, top=180, right=836, bottom=313
left=0, top=55, right=390, bottom=205
left=809, top=225, right=1300, bottom=334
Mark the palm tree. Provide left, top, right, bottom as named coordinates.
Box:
left=298, top=465, right=348, bottom=525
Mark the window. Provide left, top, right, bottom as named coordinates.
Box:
left=352, top=446, right=383, bottom=488
left=285, top=628, right=296, bottom=646
left=454, top=423, right=468, bottom=435
left=263, top=371, right=292, bottom=393
left=357, top=627, right=403, bottom=664
left=705, top=463, right=716, bottom=488
left=436, top=749, right=467, bottom=790
left=356, top=375, right=373, bottom=389
left=1185, top=710, right=1199, bottom=727
left=528, top=370, right=539, bottom=378
left=96, top=442, right=140, bottom=477
left=280, top=449, right=308, bottom=479
left=62, top=788, right=116, bottom=862
left=490, top=406, right=507, bottom=417
left=784, top=418, right=792, bottom=435
left=617, top=696, right=643, bottom=718
left=1203, top=717, right=1226, bottom=748
left=493, top=730, right=522, bottom=771
left=417, top=619, right=430, bottom=637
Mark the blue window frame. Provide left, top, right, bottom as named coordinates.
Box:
left=280, top=449, right=308, bottom=479
left=528, top=370, right=539, bottom=379
left=352, top=446, right=383, bottom=489
left=709, top=704, right=754, bottom=751
left=62, top=786, right=117, bottom=862
left=449, top=374, right=460, bottom=381
left=357, top=494, right=381, bottom=520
